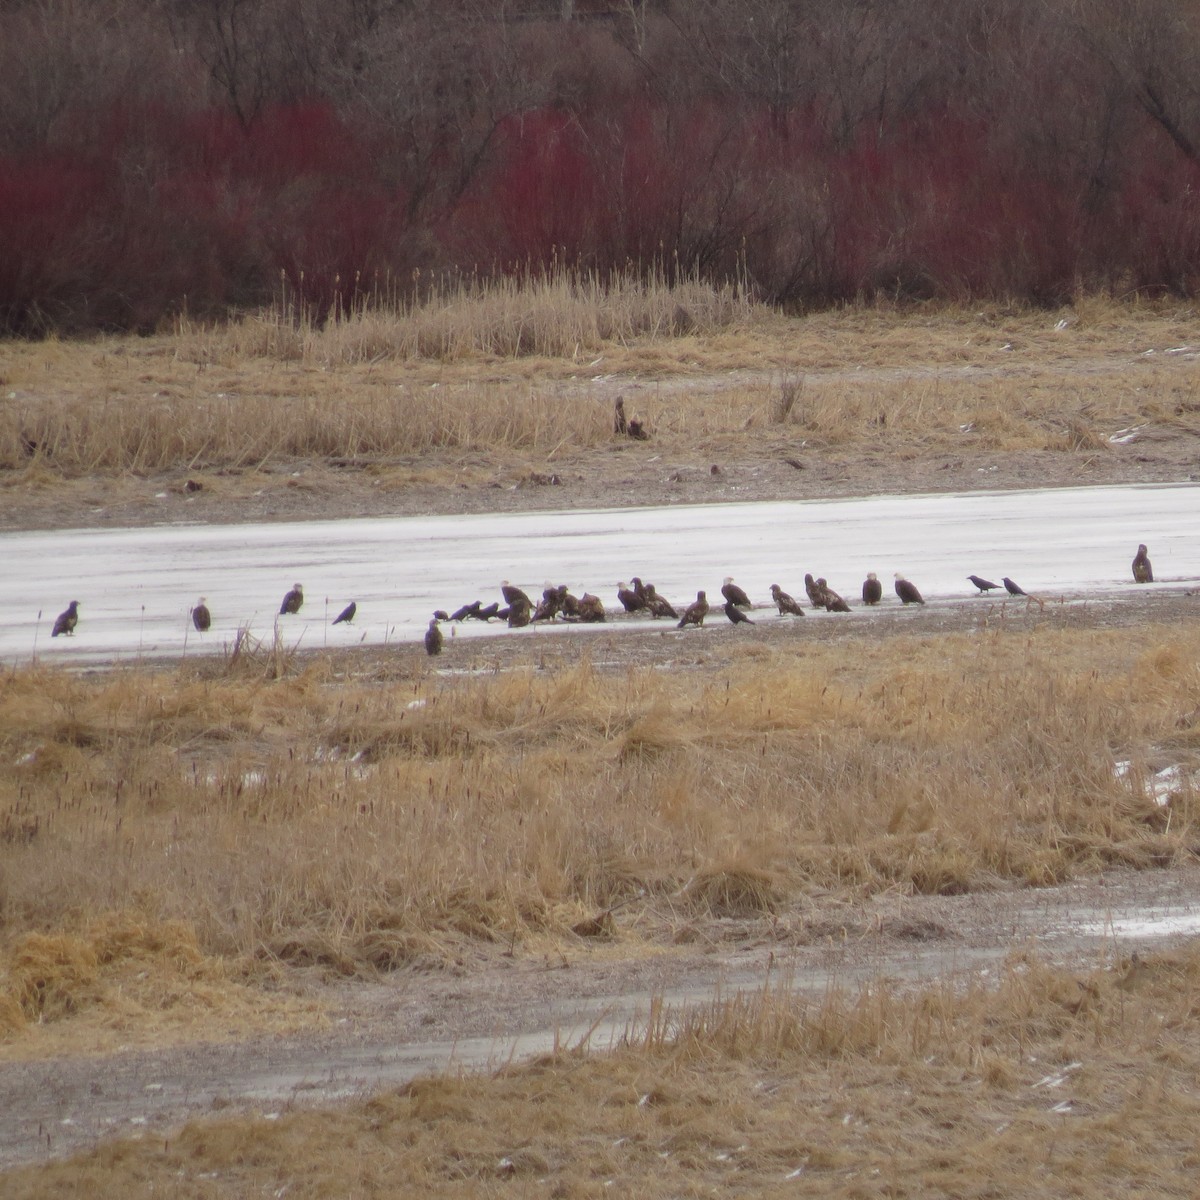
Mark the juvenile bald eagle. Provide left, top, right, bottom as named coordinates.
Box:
left=894, top=573, right=924, bottom=605
left=559, top=587, right=583, bottom=618
left=862, top=573, right=883, bottom=605
left=51, top=600, right=80, bottom=637
left=533, top=584, right=563, bottom=622
left=332, top=601, right=357, bottom=625
left=191, top=598, right=212, bottom=632
left=721, top=576, right=752, bottom=608
left=678, top=590, right=709, bottom=628
left=770, top=584, right=804, bottom=616
left=424, top=618, right=443, bottom=655
left=280, top=583, right=304, bottom=615
left=644, top=584, right=678, bottom=619
left=577, top=593, right=606, bottom=622
left=1132, top=544, right=1153, bottom=583
left=631, top=577, right=648, bottom=604
left=724, top=600, right=754, bottom=625
left=819, top=580, right=851, bottom=612
left=804, top=573, right=824, bottom=607
left=506, top=597, right=532, bottom=628
left=968, top=575, right=999, bottom=594
left=616, top=582, right=645, bottom=612
left=1002, top=577, right=1026, bottom=596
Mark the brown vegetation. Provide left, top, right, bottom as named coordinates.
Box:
left=3, top=296, right=1199, bottom=492
left=2, top=617, right=1197, bottom=1046
left=6, top=942, right=1200, bottom=1196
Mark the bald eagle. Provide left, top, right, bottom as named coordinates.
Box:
left=280, top=583, right=304, bottom=615
left=1132, top=544, right=1153, bottom=583
left=51, top=600, right=80, bottom=637
left=533, top=584, right=563, bottom=622
left=770, top=584, right=804, bottom=616
left=644, top=584, right=678, bottom=619
left=804, top=574, right=825, bottom=607
left=721, top=576, right=752, bottom=608
left=332, top=601, right=356, bottom=625
left=677, top=591, right=709, bottom=628
left=506, top=597, right=532, bottom=628
left=862, top=573, right=883, bottom=605
left=192, top=598, right=212, bottom=632
left=819, top=580, right=851, bottom=612
left=577, top=593, right=606, bottom=622
left=501, top=581, right=532, bottom=608
left=616, top=582, right=645, bottom=612
left=894, top=573, right=924, bottom=605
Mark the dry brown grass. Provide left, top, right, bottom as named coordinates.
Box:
left=6, top=942, right=1200, bottom=1196
left=2, top=291, right=1199, bottom=483
left=2, top=618, right=1198, bottom=1044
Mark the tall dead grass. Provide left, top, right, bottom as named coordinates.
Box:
left=1, top=621, right=1197, bottom=1003
left=190, top=265, right=752, bottom=365
left=6, top=943, right=1200, bottom=1196
left=3, top=296, right=1199, bottom=479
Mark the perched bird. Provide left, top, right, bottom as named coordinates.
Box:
left=1002, top=577, right=1026, bottom=596
left=1132, top=544, right=1153, bottom=584
left=616, top=581, right=645, bottom=613
left=721, top=576, right=752, bottom=608
left=862, top=573, right=883, bottom=606
left=631, top=577, right=649, bottom=604
left=332, top=601, right=357, bottom=625
left=894, top=573, right=925, bottom=605
left=450, top=601, right=481, bottom=621
left=558, top=587, right=583, bottom=619
left=280, top=583, right=304, bottom=615
left=533, top=584, right=563, bottom=622
left=644, top=584, right=678, bottom=619
left=819, top=580, right=851, bottom=612
left=968, top=575, right=1000, bottom=594
left=501, top=581, right=532, bottom=608
left=506, top=597, right=532, bottom=628
left=51, top=600, right=80, bottom=637
left=804, top=573, right=825, bottom=607
left=677, top=590, right=709, bottom=629
left=424, top=618, right=443, bottom=656
left=577, top=593, right=606, bottom=622
left=724, top=600, right=754, bottom=625
left=770, top=584, right=805, bottom=616
left=191, top=598, right=212, bottom=632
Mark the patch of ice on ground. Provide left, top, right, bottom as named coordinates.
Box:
left=4, top=481, right=1199, bottom=664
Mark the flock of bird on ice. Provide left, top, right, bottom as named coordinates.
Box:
left=44, top=544, right=1157, bottom=657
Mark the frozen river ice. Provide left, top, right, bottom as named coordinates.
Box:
left=2, top=482, right=1198, bottom=664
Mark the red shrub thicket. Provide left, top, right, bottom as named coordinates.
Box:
left=2, top=2, right=1200, bottom=333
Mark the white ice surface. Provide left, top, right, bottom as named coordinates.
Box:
left=2, top=481, right=1198, bottom=664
